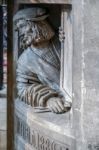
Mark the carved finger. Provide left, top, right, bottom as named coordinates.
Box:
left=54, top=102, right=62, bottom=113
left=57, top=100, right=64, bottom=111
left=48, top=101, right=59, bottom=113
left=50, top=105, right=58, bottom=113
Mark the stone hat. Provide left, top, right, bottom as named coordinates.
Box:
left=13, top=7, right=49, bottom=22
left=13, top=7, right=55, bottom=49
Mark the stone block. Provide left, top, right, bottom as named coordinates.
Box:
left=15, top=100, right=76, bottom=150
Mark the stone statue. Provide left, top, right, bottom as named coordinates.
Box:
left=14, top=7, right=71, bottom=114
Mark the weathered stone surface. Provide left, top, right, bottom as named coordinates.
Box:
left=15, top=99, right=76, bottom=150
left=72, top=0, right=99, bottom=149
left=83, top=0, right=99, bottom=147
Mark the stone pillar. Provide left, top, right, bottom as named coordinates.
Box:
left=73, top=0, right=99, bottom=149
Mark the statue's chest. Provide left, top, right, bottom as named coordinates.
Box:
left=31, top=42, right=60, bottom=70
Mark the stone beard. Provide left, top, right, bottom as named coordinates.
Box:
left=14, top=8, right=71, bottom=114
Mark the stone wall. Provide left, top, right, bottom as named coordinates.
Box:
left=73, top=0, right=99, bottom=149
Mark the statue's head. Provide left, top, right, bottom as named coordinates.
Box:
left=14, top=7, right=55, bottom=50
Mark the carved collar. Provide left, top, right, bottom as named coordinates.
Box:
left=30, top=40, right=60, bottom=70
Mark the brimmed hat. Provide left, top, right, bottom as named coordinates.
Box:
left=13, top=7, right=49, bottom=22
left=13, top=7, right=55, bottom=50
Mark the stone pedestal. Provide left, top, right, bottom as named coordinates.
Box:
left=15, top=100, right=76, bottom=150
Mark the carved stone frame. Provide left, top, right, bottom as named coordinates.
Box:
left=60, top=5, right=72, bottom=104
left=13, top=5, right=73, bottom=105
left=7, top=0, right=72, bottom=150
left=9, top=3, right=74, bottom=150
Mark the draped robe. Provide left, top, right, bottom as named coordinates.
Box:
left=16, top=37, right=63, bottom=107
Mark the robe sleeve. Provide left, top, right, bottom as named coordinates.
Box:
left=17, top=72, right=58, bottom=107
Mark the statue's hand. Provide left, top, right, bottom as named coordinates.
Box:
left=47, top=97, right=65, bottom=114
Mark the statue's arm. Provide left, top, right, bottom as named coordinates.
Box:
left=17, top=73, right=58, bottom=107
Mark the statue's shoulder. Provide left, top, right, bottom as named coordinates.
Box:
left=17, top=47, right=33, bottom=64
left=17, top=47, right=37, bottom=74
left=17, top=47, right=40, bottom=69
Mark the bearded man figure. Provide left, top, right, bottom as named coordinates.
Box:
left=14, top=7, right=71, bottom=114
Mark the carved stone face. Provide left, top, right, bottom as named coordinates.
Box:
left=15, top=19, right=55, bottom=50
left=14, top=7, right=55, bottom=50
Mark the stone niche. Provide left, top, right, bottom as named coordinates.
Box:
left=14, top=3, right=75, bottom=150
